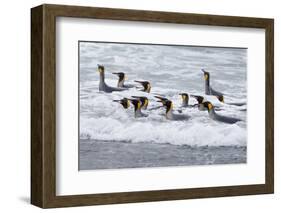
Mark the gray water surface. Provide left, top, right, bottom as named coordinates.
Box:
left=80, top=140, right=246, bottom=170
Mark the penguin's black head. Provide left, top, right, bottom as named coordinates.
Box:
left=163, top=100, right=172, bottom=107
left=97, top=64, right=105, bottom=73
left=135, top=80, right=151, bottom=92
left=216, top=95, right=224, bottom=103
left=112, top=72, right=125, bottom=81
left=113, top=98, right=130, bottom=109
left=179, top=93, right=189, bottom=102
left=155, top=96, right=168, bottom=105
left=191, top=95, right=204, bottom=104
left=162, top=100, right=173, bottom=113
left=202, top=69, right=210, bottom=80
left=129, top=99, right=141, bottom=110
left=203, top=101, right=214, bottom=111
left=132, top=96, right=149, bottom=107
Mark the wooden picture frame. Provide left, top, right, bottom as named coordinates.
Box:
left=31, top=4, right=274, bottom=208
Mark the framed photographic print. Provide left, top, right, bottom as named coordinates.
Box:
left=31, top=4, right=274, bottom=208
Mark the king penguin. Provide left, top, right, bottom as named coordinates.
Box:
left=203, top=101, right=241, bottom=124
left=112, top=72, right=134, bottom=88
left=191, top=95, right=206, bottom=111
left=154, top=95, right=168, bottom=105
left=113, top=98, right=130, bottom=109
left=179, top=93, right=190, bottom=107
left=131, top=96, right=149, bottom=110
left=97, top=65, right=127, bottom=93
left=154, top=95, right=183, bottom=113
left=202, top=69, right=224, bottom=97
left=134, top=80, right=151, bottom=93
left=159, top=100, right=189, bottom=121
left=129, top=99, right=148, bottom=118
left=216, top=95, right=246, bottom=107
left=152, top=95, right=169, bottom=110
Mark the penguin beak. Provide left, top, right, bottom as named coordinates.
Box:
left=154, top=96, right=165, bottom=100
left=134, top=81, right=144, bottom=89
left=156, top=100, right=165, bottom=105
left=134, top=80, right=143, bottom=84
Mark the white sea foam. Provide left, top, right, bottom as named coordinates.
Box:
left=79, top=42, right=247, bottom=147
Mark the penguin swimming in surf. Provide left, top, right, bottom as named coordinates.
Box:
left=131, top=96, right=149, bottom=110
left=202, top=69, right=224, bottom=98
left=129, top=99, right=148, bottom=118
left=216, top=95, right=246, bottom=107
left=135, top=80, right=151, bottom=93
left=203, top=101, right=242, bottom=124
left=179, top=93, right=190, bottom=107
left=191, top=95, right=206, bottom=111
left=151, top=95, right=169, bottom=110
left=112, top=72, right=134, bottom=88
left=159, top=100, right=190, bottom=121
left=154, top=95, right=184, bottom=113
left=154, top=95, right=168, bottom=105
left=97, top=65, right=127, bottom=93
left=113, top=98, right=130, bottom=109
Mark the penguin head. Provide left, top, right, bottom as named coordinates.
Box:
left=113, top=98, right=130, bottom=109
left=202, top=69, right=210, bottom=80
left=135, top=81, right=151, bottom=93
left=112, top=72, right=125, bottom=81
left=191, top=95, right=204, bottom=104
left=155, top=96, right=168, bottom=106
left=203, top=101, right=214, bottom=111
left=132, top=96, right=149, bottom=108
left=129, top=99, right=141, bottom=111
left=179, top=93, right=189, bottom=103
left=216, top=95, right=224, bottom=103
left=97, top=64, right=105, bottom=73
left=162, top=100, right=173, bottom=113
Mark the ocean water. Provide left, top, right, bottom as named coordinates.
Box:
left=79, top=41, right=247, bottom=169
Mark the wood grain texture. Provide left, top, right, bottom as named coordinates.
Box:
left=31, top=4, right=274, bottom=208
left=265, top=20, right=274, bottom=193
left=31, top=5, right=43, bottom=207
